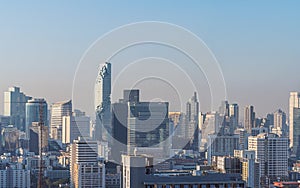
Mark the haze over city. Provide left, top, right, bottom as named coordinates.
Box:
left=1, top=1, right=300, bottom=117
left=1, top=1, right=300, bottom=187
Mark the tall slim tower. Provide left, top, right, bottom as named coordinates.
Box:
left=50, top=100, right=72, bottom=140
left=95, top=62, right=111, bottom=142
left=273, top=109, right=287, bottom=136
left=244, top=105, right=255, bottom=133
left=229, top=104, right=239, bottom=129
left=292, top=108, right=300, bottom=158
left=4, top=87, right=31, bottom=131
left=289, top=92, right=300, bottom=148
left=185, top=92, right=199, bottom=151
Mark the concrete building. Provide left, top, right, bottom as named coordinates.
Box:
left=273, top=109, right=287, bottom=136
left=216, top=156, right=241, bottom=174
left=62, top=114, right=90, bottom=144
left=122, top=154, right=153, bottom=188
left=143, top=173, right=246, bottom=188
left=248, top=133, right=288, bottom=187
left=70, top=137, right=105, bottom=188
left=207, top=133, right=239, bottom=164
left=234, top=150, right=260, bottom=188
left=200, top=112, right=222, bottom=151
left=244, top=105, right=255, bottom=133
left=50, top=100, right=72, bottom=140
left=1, top=125, right=19, bottom=154
left=0, top=162, right=30, bottom=188
left=289, top=92, right=300, bottom=148
left=235, top=128, right=249, bottom=151
left=4, top=86, right=31, bottom=131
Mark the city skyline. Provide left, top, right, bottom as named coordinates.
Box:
left=2, top=1, right=300, bottom=187
left=1, top=1, right=300, bottom=117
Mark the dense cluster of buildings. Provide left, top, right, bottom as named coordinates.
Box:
left=1, top=62, right=300, bottom=187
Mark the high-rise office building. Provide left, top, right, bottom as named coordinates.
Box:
left=248, top=133, right=288, bottom=187
left=62, top=114, right=90, bottom=144
left=25, top=98, right=48, bottom=139
left=70, top=137, right=105, bottom=188
left=112, top=89, right=139, bottom=145
left=207, top=133, right=239, bottom=165
left=127, top=98, right=169, bottom=156
left=111, top=89, right=139, bottom=161
left=29, top=122, right=48, bottom=155
left=1, top=125, right=19, bottom=154
left=235, top=128, right=249, bottom=150
left=169, top=112, right=188, bottom=150
left=273, top=109, right=287, bottom=137
left=95, top=62, right=112, bottom=143
left=229, top=103, right=239, bottom=129
left=0, top=162, right=30, bottom=188
left=289, top=92, right=300, bottom=148
left=185, top=92, right=199, bottom=151
left=50, top=100, right=72, bottom=140
left=4, top=86, right=31, bottom=131
left=292, top=108, right=300, bottom=158
left=244, top=105, right=255, bottom=133
left=219, top=100, right=229, bottom=117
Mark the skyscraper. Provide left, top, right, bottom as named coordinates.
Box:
left=70, top=137, right=105, bottom=188
left=62, top=113, right=90, bottom=144
left=200, top=112, right=221, bottom=151
left=248, top=133, right=288, bottom=187
left=50, top=100, right=72, bottom=140
left=111, top=89, right=139, bottom=161
left=292, top=108, right=300, bottom=158
left=273, top=109, right=287, bottom=137
left=4, top=86, right=31, bottom=131
left=29, top=122, right=48, bottom=155
left=219, top=100, right=229, bottom=117
left=289, top=92, right=300, bottom=148
left=185, top=92, right=199, bottom=151
left=127, top=98, right=169, bottom=156
left=244, top=105, right=255, bottom=133
left=25, top=98, right=48, bottom=139
left=207, top=133, right=239, bottom=165
left=95, top=62, right=111, bottom=142
left=229, top=103, right=239, bottom=129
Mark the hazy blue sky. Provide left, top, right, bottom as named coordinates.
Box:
left=0, top=1, right=300, bottom=117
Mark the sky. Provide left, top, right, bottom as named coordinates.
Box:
left=0, top=1, right=300, bottom=118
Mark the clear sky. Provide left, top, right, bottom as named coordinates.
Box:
left=0, top=1, right=300, bottom=117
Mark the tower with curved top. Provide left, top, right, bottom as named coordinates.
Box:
left=95, top=62, right=112, bottom=142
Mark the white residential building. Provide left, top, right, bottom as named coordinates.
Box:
left=248, top=133, right=288, bottom=187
